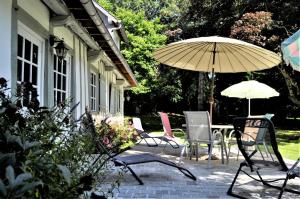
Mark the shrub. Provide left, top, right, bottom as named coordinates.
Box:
left=0, top=78, right=127, bottom=198
left=95, top=117, right=139, bottom=153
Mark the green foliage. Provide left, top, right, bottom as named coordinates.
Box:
left=229, top=8, right=300, bottom=110
left=231, top=11, right=273, bottom=46
left=0, top=166, right=42, bottom=198
left=98, top=0, right=299, bottom=117
left=116, top=8, right=167, bottom=94
left=0, top=78, right=124, bottom=198
left=98, top=0, right=189, bottom=110
left=94, top=118, right=139, bottom=153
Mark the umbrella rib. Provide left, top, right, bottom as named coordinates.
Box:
left=194, top=43, right=214, bottom=71
left=220, top=44, right=248, bottom=72
left=222, top=43, right=276, bottom=71
left=154, top=42, right=191, bottom=55
left=154, top=37, right=281, bottom=73
left=154, top=43, right=203, bottom=67
left=154, top=43, right=194, bottom=59
left=155, top=42, right=213, bottom=71
left=174, top=42, right=211, bottom=69
left=230, top=43, right=280, bottom=67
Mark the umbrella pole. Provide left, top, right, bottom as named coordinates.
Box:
left=209, top=68, right=215, bottom=122
left=209, top=43, right=217, bottom=123
left=248, top=98, right=251, bottom=117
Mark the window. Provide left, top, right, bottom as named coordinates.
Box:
left=53, top=55, right=68, bottom=105
left=17, top=23, right=43, bottom=106
left=90, top=72, right=96, bottom=111
left=109, top=85, right=121, bottom=114
left=114, top=87, right=119, bottom=113
left=109, top=83, right=115, bottom=114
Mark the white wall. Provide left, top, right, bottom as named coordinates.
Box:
left=0, top=0, right=126, bottom=118
left=0, top=0, right=12, bottom=87
left=18, top=0, right=49, bottom=31
left=53, top=27, right=74, bottom=49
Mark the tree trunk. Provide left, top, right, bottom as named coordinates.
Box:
left=197, top=72, right=205, bottom=110
left=278, top=63, right=300, bottom=106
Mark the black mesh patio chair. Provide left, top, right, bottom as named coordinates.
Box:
left=227, top=114, right=275, bottom=162
left=227, top=117, right=300, bottom=199
left=84, top=110, right=197, bottom=185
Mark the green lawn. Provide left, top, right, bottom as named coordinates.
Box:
left=150, top=129, right=300, bottom=161
left=133, top=115, right=299, bottom=161
left=276, top=130, right=300, bottom=161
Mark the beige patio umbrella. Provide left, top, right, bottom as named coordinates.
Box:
left=153, top=36, right=281, bottom=121
left=221, top=80, right=279, bottom=116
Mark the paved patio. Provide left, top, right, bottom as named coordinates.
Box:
left=101, top=141, right=299, bottom=199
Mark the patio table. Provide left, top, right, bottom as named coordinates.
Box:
left=211, top=124, right=234, bottom=164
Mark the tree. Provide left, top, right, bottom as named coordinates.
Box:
left=230, top=10, right=300, bottom=108
left=98, top=0, right=192, bottom=113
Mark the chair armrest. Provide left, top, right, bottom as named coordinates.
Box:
left=225, top=129, right=238, bottom=143
left=171, top=128, right=185, bottom=133
left=212, top=129, right=223, bottom=141
left=241, top=132, right=257, bottom=142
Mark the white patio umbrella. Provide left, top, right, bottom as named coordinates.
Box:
left=153, top=36, right=281, bottom=121
left=221, top=80, right=279, bottom=116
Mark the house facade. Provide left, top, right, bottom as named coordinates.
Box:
left=0, top=0, right=137, bottom=119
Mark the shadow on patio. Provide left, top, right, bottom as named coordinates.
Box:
left=101, top=142, right=299, bottom=199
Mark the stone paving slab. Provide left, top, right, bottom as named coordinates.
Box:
left=99, top=143, right=299, bottom=199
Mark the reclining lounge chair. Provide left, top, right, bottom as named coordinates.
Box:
left=84, top=110, right=197, bottom=185
left=227, top=117, right=300, bottom=198
left=158, top=112, right=183, bottom=149
left=133, top=117, right=181, bottom=148
left=132, top=117, right=159, bottom=147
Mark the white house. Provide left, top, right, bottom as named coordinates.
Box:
left=0, top=0, right=137, bottom=119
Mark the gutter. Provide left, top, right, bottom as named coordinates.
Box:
left=79, top=0, right=137, bottom=87
left=43, top=0, right=137, bottom=87
left=43, top=0, right=100, bottom=51
left=92, top=2, right=129, bottom=43
left=51, top=15, right=100, bottom=50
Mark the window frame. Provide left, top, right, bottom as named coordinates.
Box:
left=17, top=21, right=44, bottom=104
left=90, top=71, right=97, bottom=111
left=53, top=54, right=71, bottom=105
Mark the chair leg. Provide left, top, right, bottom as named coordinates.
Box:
left=262, top=142, right=269, bottom=157
left=196, top=143, right=199, bottom=161
left=189, top=142, right=194, bottom=160
left=185, top=144, right=189, bottom=158
left=256, top=145, right=265, bottom=161
left=179, top=144, right=188, bottom=163
left=221, top=139, right=227, bottom=164
left=263, top=141, right=275, bottom=162
left=227, top=143, right=231, bottom=163
left=208, top=143, right=213, bottom=168
left=227, top=163, right=247, bottom=199
left=278, top=174, right=289, bottom=199
left=126, top=165, right=144, bottom=185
